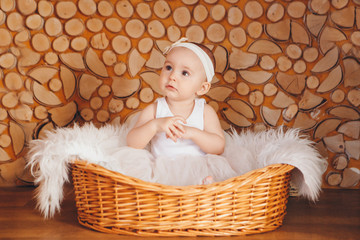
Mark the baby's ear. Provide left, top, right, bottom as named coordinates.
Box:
left=196, top=82, right=211, bottom=96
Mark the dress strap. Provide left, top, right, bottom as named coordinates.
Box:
left=186, top=98, right=205, bottom=130
left=155, top=98, right=172, bottom=119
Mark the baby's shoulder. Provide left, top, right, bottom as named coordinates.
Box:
left=203, top=102, right=216, bottom=115
left=203, top=102, right=221, bottom=122
left=136, top=102, right=157, bottom=122
left=143, top=102, right=156, bottom=114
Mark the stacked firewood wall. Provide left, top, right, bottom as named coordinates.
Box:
left=0, top=0, right=359, bottom=188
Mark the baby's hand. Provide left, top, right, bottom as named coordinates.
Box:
left=155, top=116, right=186, bottom=142
left=177, top=125, right=195, bottom=140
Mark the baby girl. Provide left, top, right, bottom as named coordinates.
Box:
left=127, top=39, right=236, bottom=185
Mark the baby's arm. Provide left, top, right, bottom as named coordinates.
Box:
left=127, top=104, right=186, bottom=149
left=181, top=104, right=225, bottom=155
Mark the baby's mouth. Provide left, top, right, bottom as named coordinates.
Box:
left=166, top=84, right=177, bottom=91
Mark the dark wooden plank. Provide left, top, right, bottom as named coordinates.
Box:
left=0, top=187, right=359, bottom=240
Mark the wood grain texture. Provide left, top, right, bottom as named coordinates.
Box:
left=0, top=0, right=359, bottom=190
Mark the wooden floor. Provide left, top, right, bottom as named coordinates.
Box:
left=0, top=186, right=359, bottom=240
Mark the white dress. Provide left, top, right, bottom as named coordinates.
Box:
left=150, top=97, right=237, bottom=186
left=151, top=97, right=206, bottom=158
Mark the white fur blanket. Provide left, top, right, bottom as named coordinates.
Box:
left=27, top=122, right=327, bottom=219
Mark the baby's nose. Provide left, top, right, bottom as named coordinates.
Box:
left=169, top=72, right=177, bottom=81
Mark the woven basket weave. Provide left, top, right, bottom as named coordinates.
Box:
left=71, top=159, right=294, bottom=236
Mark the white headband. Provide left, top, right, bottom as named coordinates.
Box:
left=163, top=38, right=215, bottom=83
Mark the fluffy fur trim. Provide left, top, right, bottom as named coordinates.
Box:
left=27, top=123, right=327, bottom=218
left=27, top=122, right=144, bottom=218
left=224, top=127, right=327, bottom=201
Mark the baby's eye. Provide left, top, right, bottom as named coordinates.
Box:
left=165, top=65, right=172, bottom=71
left=182, top=71, right=189, bottom=76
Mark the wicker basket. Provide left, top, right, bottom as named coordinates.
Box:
left=71, top=159, right=294, bottom=236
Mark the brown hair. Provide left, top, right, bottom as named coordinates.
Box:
left=192, top=42, right=216, bottom=71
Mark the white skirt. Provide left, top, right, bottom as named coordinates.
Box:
left=103, top=147, right=237, bottom=186
left=153, top=154, right=237, bottom=186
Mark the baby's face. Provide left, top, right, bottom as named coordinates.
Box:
left=159, top=47, right=207, bottom=101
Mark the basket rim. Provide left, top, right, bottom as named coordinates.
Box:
left=72, top=158, right=294, bottom=195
